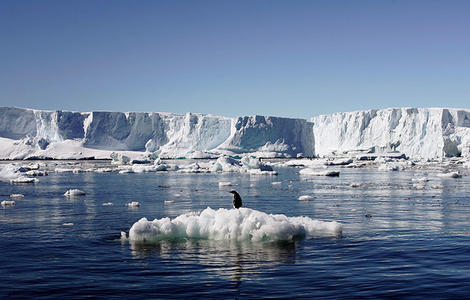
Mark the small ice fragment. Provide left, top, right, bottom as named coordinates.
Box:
left=218, top=181, right=232, bottom=187
left=120, top=231, right=127, bottom=241
left=10, top=177, right=38, bottom=184
left=298, top=195, right=314, bottom=201
left=64, top=189, right=86, bottom=196
left=174, top=193, right=182, bottom=197
left=1, top=200, right=16, bottom=207
left=271, top=181, right=282, bottom=185
left=351, top=209, right=357, bottom=212
left=164, top=200, right=174, bottom=204
left=350, top=183, right=361, bottom=188
left=127, top=201, right=140, bottom=208
left=62, top=223, right=74, bottom=226
left=102, top=202, right=114, bottom=206
left=437, top=172, right=462, bottom=178
left=412, top=177, right=429, bottom=182
left=10, top=194, right=24, bottom=198
left=299, top=168, right=340, bottom=177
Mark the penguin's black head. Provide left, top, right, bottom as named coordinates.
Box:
left=229, top=190, right=238, bottom=195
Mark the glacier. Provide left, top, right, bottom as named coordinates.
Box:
left=0, top=106, right=469, bottom=160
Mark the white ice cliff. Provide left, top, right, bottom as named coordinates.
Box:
left=0, top=107, right=314, bottom=159
left=312, top=107, right=470, bottom=159
left=1, top=107, right=469, bottom=160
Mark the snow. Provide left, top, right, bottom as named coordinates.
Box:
left=64, top=189, right=86, bottom=196
left=128, top=207, right=342, bottom=242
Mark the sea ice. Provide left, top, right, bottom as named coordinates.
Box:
left=127, top=201, right=140, bottom=208
left=128, top=207, right=342, bottom=243
left=10, top=177, right=39, bottom=184
left=437, top=171, right=462, bottom=178
left=10, top=194, right=24, bottom=198
left=299, top=168, right=340, bottom=177
left=1, top=200, right=16, bottom=207
left=298, top=195, right=314, bottom=201
left=64, top=189, right=86, bottom=196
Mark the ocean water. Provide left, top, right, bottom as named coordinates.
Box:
left=1, top=161, right=470, bottom=299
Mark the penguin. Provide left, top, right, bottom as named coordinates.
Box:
left=230, top=190, right=242, bottom=209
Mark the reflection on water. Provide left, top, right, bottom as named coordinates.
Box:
left=130, top=239, right=298, bottom=289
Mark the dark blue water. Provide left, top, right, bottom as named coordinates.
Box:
left=1, top=162, right=470, bottom=299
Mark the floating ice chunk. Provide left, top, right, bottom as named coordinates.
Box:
left=118, top=169, right=134, bottom=174
left=25, top=170, right=48, bottom=176
left=164, top=200, right=174, bottom=204
left=241, top=156, right=274, bottom=172
left=209, top=156, right=242, bottom=172
left=350, top=183, right=361, bottom=188
left=111, top=152, right=131, bottom=165
left=299, top=168, right=340, bottom=177
left=102, top=202, right=113, bottom=206
left=95, top=168, right=114, bottom=173
left=412, top=177, right=429, bottom=182
left=324, top=158, right=353, bottom=166
left=127, top=201, right=140, bottom=208
left=218, top=181, right=232, bottom=187
left=1, top=200, right=16, bottom=207
left=413, top=184, right=426, bottom=190
left=121, top=231, right=127, bottom=241
left=132, top=165, right=157, bottom=173
left=247, top=169, right=278, bottom=175
left=437, top=171, right=462, bottom=178
left=10, top=177, right=39, bottom=184
left=62, top=223, right=74, bottom=226
left=10, top=194, right=24, bottom=198
left=298, top=195, right=314, bottom=201
left=55, top=168, right=75, bottom=173
left=64, top=189, right=86, bottom=196
left=177, top=163, right=209, bottom=173
left=271, top=181, right=282, bottom=185
left=129, top=207, right=342, bottom=243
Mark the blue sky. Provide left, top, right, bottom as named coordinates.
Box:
left=1, top=0, right=469, bottom=119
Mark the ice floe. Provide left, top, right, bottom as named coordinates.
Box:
left=299, top=168, right=340, bottom=177
left=127, top=201, right=141, bottom=208
left=298, top=195, right=314, bottom=201
left=1, top=200, right=16, bottom=207
left=10, top=194, right=24, bottom=198
left=64, top=189, right=86, bottom=196
left=128, top=207, right=342, bottom=243
left=437, top=171, right=462, bottom=178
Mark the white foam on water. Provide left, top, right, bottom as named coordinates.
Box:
left=128, top=207, right=342, bottom=243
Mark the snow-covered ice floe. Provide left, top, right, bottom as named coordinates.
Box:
left=128, top=207, right=342, bottom=243
left=299, top=168, right=340, bottom=177
left=127, top=201, right=140, bottom=208
left=64, top=189, right=86, bottom=196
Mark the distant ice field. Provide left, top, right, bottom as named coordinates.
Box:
left=1, top=159, right=470, bottom=298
